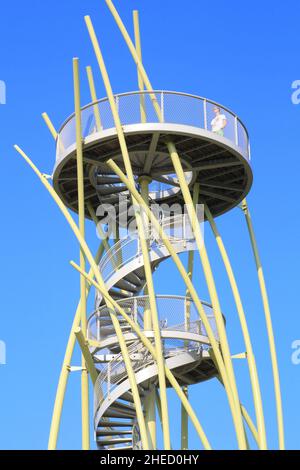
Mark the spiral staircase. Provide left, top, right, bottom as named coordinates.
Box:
left=87, top=214, right=220, bottom=450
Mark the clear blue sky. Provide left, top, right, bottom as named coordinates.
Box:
left=0, top=0, right=299, bottom=450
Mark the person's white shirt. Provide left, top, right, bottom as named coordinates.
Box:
left=211, top=113, right=226, bottom=132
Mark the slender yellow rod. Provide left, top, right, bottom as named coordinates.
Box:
left=104, top=1, right=162, bottom=121
left=106, top=158, right=246, bottom=449
left=87, top=202, right=111, bottom=255
left=70, top=260, right=212, bottom=450
left=14, top=144, right=150, bottom=450
left=73, top=57, right=90, bottom=450
left=155, top=390, right=163, bottom=432
left=242, top=199, right=285, bottom=449
left=42, top=112, right=57, bottom=139
left=48, top=237, right=108, bottom=449
left=84, top=15, right=171, bottom=450
left=86, top=65, right=102, bottom=131
left=74, top=327, right=98, bottom=384
left=133, top=10, right=146, bottom=123
left=140, top=176, right=156, bottom=450
left=144, top=388, right=156, bottom=450
left=205, top=204, right=267, bottom=449
left=166, top=140, right=246, bottom=449
left=41, top=112, right=64, bottom=155
left=241, top=405, right=260, bottom=447
left=182, top=183, right=199, bottom=450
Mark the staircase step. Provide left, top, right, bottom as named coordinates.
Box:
left=98, top=318, right=128, bottom=326
left=103, top=409, right=135, bottom=419
left=98, top=445, right=133, bottom=451
left=108, top=288, right=133, bottom=299
left=124, top=271, right=144, bottom=285
left=96, top=429, right=133, bottom=436
left=114, top=279, right=140, bottom=293
left=97, top=186, right=126, bottom=196
left=97, top=437, right=132, bottom=446
left=120, top=391, right=135, bottom=403
left=100, top=325, right=131, bottom=336
left=113, top=400, right=136, bottom=412
left=96, top=176, right=123, bottom=185
left=98, top=420, right=134, bottom=427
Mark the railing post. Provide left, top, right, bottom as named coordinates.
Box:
left=200, top=320, right=202, bottom=336
left=161, top=91, right=164, bottom=123
left=96, top=312, right=101, bottom=342
left=107, top=362, right=111, bottom=401
left=183, top=213, right=187, bottom=248
left=115, top=95, right=120, bottom=117
left=203, top=99, right=208, bottom=130
left=234, top=116, right=239, bottom=146
left=133, top=297, right=138, bottom=325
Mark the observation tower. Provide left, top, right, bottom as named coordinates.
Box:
left=15, top=0, right=284, bottom=451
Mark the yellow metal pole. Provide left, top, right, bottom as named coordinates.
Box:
left=155, top=390, right=163, bottom=431
left=205, top=204, right=267, bottom=449
left=14, top=144, right=150, bottom=450
left=140, top=176, right=156, bottom=450
left=129, top=25, right=152, bottom=438
left=242, top=199, right=285, bottom=450
left=74, top=327, right=98, bottom=385
left=84, top=16, right=171, bottom=450
left=241, top=405, right=260, bottom=447
left=104, top=1, right=162, bottom=121
left=70, top=260, right=212, bottom=450
left=181, top=183, right=199, bottom=451
left=144, top=387, right=156, bottom=450
left=73, top=57, right=90, bottom=450
left=42, top=112, right=57, bottom=139
left=133, top=10, right=146, bottom=123
left=166, top=140, right=246, bottom=448
left=87, top=202, right=111, bottom=254
left=106, top=159, right=248, bottom=449
left=86, top=65, right=102, bottom=132
left=41, top=112, right=65, bottom=155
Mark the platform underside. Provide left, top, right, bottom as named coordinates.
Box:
left=53, top=124, right=252, bottom=221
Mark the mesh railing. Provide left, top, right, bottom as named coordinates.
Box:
left=92, top=295, right=221, bottom=421
left=97, top=213, right=196, bottom=284
left=94, top=335, right=207, bottom=420
left=88, top=294, right=219, bottom=343
left=56, top=90, right=250, bottom=161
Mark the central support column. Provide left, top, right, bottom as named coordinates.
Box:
left=139, top=175, right=157, bottom=450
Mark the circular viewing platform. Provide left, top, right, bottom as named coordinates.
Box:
left=53, top=90, right=252, bottom=219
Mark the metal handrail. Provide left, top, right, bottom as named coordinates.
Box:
left=87, top=294, right=221, bottom=344
left=56, top=90, right=250, bottom=161
left=98, top=213, right=196, bottom=283
left=94, top=335, right=205, bottom=417
left=89, top=294, right=214, bottom=323
left=58, top=89, right=249, bottom=138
